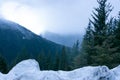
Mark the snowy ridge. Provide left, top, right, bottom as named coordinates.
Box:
left=0, top=19, right=34, bottom=39
left=0, top=59, right=120, bottom=80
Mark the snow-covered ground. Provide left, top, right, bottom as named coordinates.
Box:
left=0, top=59, right=120, bottom=80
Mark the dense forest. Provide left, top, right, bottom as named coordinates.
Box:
left=0, top=0, right=120, bottom=74
left=73, top=0, right=120, bottom=69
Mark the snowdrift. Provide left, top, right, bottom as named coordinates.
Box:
left=0, top=59, right=120, bottom=80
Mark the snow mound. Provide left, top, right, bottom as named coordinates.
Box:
left=0, top=59, right=120, bottom=80
left=9, top=59, right=40, bottom=75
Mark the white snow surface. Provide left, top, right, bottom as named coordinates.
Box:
left=0, top=59, right=120, bottom=80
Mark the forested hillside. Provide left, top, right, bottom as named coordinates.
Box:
left=0, top=0, right=120, bottom=75
left=0, top=19, right=68, bottom=73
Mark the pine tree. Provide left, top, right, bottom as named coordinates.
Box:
left=54, top=53, right=60, bottom=70
left=107, top=17, right=117, bottom=36
left=114, top=12, right=120, bottom=52
left=90, top=0, right=112, bottom=45
left=91, top=36, right=117, bottom=67
left=82, top=22, right=95, bottom=65
left=73, top=53, right=88, bottom=69
left=110, top=12, right=120, bottom=67
left=45, top=52, right=52, bottom=70
left=81, top=0, right=113, bottom=67
left=59, top=46, right=69, bottom=70
left=71, top=40, right=80, bottom=69
left=72, top=40, right=80, bottom=56
left=73, top=22, right=93, bottom=68
left=90, top=0, right=112, bottom=56
left=10, top=48, right=31, bottom=69
left=0, top=54, right=8, bottom=73
left=36, top=51, right=46, bottom=70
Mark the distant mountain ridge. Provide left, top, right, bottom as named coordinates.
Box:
left=0, top=19, right=63, bottom=64
left=42, top=31, right=83, bottom=47
left=0, top=19, right=34, bottom=39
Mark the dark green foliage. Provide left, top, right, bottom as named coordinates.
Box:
left=71, top=40, right=83, bottom=69
left=37, top=51, right=57, bottom=70
left=73, top=53, right=88, bottom=69
left=0, top=54, right=8, bottom=73
left=44, top=52, right=53, bottom=70
left=82, top=22, right=95, bottom=65
left=59, top=46, right=69, bottom=70
left=0, top=19, right=63, bottom=65
left=54, top=53, right=61, bottom=70
left=36, top=46, right=69, bottom=71
left=90, top=0, right=112, bottom=45
left=36, top=51, right=46, bottom=70
left=1, top=0, right=120, bottom=72
left=85, top=0, right=113, bottom=66
left=9, top=48, right=31, bottom=70
left=90, top=36, right=118, bottom=68
left=0, top=19, right=64, bottom=71
left=72, top=40, right=80, bottom=56
left=73, top=0, right=120, bottom=69
left=73, top=22, right=94, bottom=69
left=114, top=13, right=120, bottom=52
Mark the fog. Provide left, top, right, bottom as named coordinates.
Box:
left=0, top=0, right=119, bottom=35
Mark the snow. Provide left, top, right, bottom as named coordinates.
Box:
left=0, top=59, right=120, bottom=80
left=111, top=65, right=120, bottom=80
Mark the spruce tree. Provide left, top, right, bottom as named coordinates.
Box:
left=73, top=22, right=93, bottom=68
left=72, top=40, right=80, bottom=56
left=110, top=12, right=120, bottom=67
left=59, top=46, right=69, bottom=70
left=90, top=0, right=113, bottom=66
left=90, top=0, right=112, bottom=45
left=45, top=52, right=52, bottom=70
left=36, top=51, right=46, bottom=70
left=10, top=48, right=30, bottom=69
left=82, top=22, right=95, bottom=65
left=54, top=53, right=60, bottom=70
left=114, top=12, right=120, bottom=52
left=81, top=0, right=113, bottom=66
left=0, top=54, right=8, bottom=73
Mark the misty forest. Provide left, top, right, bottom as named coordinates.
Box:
left=0, top=0, right=120, bottom=79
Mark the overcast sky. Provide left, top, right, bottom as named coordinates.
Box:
left=0, top=0, right=120, bottom=35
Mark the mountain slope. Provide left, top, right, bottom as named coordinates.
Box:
left=42, top=31, right=83, bottom=47
left=0, top=19, right=63, bottom=63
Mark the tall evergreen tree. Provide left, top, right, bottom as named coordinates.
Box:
left=59, top=46, right=69, bottom=70
left=0, top=54, right=8, bottom=73
left=108, top=12, right=120, bottom=67
left=90, top=0, right=112, bottom=45
left=80, top=0, right=113, bottom=67
left=10, top=48, right=31, bottom=69
left=72, top=40, right=80, bottom=55
left=36, top=51, right=46, bottom=70
left=54, top=53, right=60, bottom=70
left=82, top=22, right=95, bottom=65
left=73, top=22, right=93, bottom=68
left=89, top=0, right=112, bottom=60
left=114, top=12, right=120, bottom=52
left=44, top=52, right=52, bottom=70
